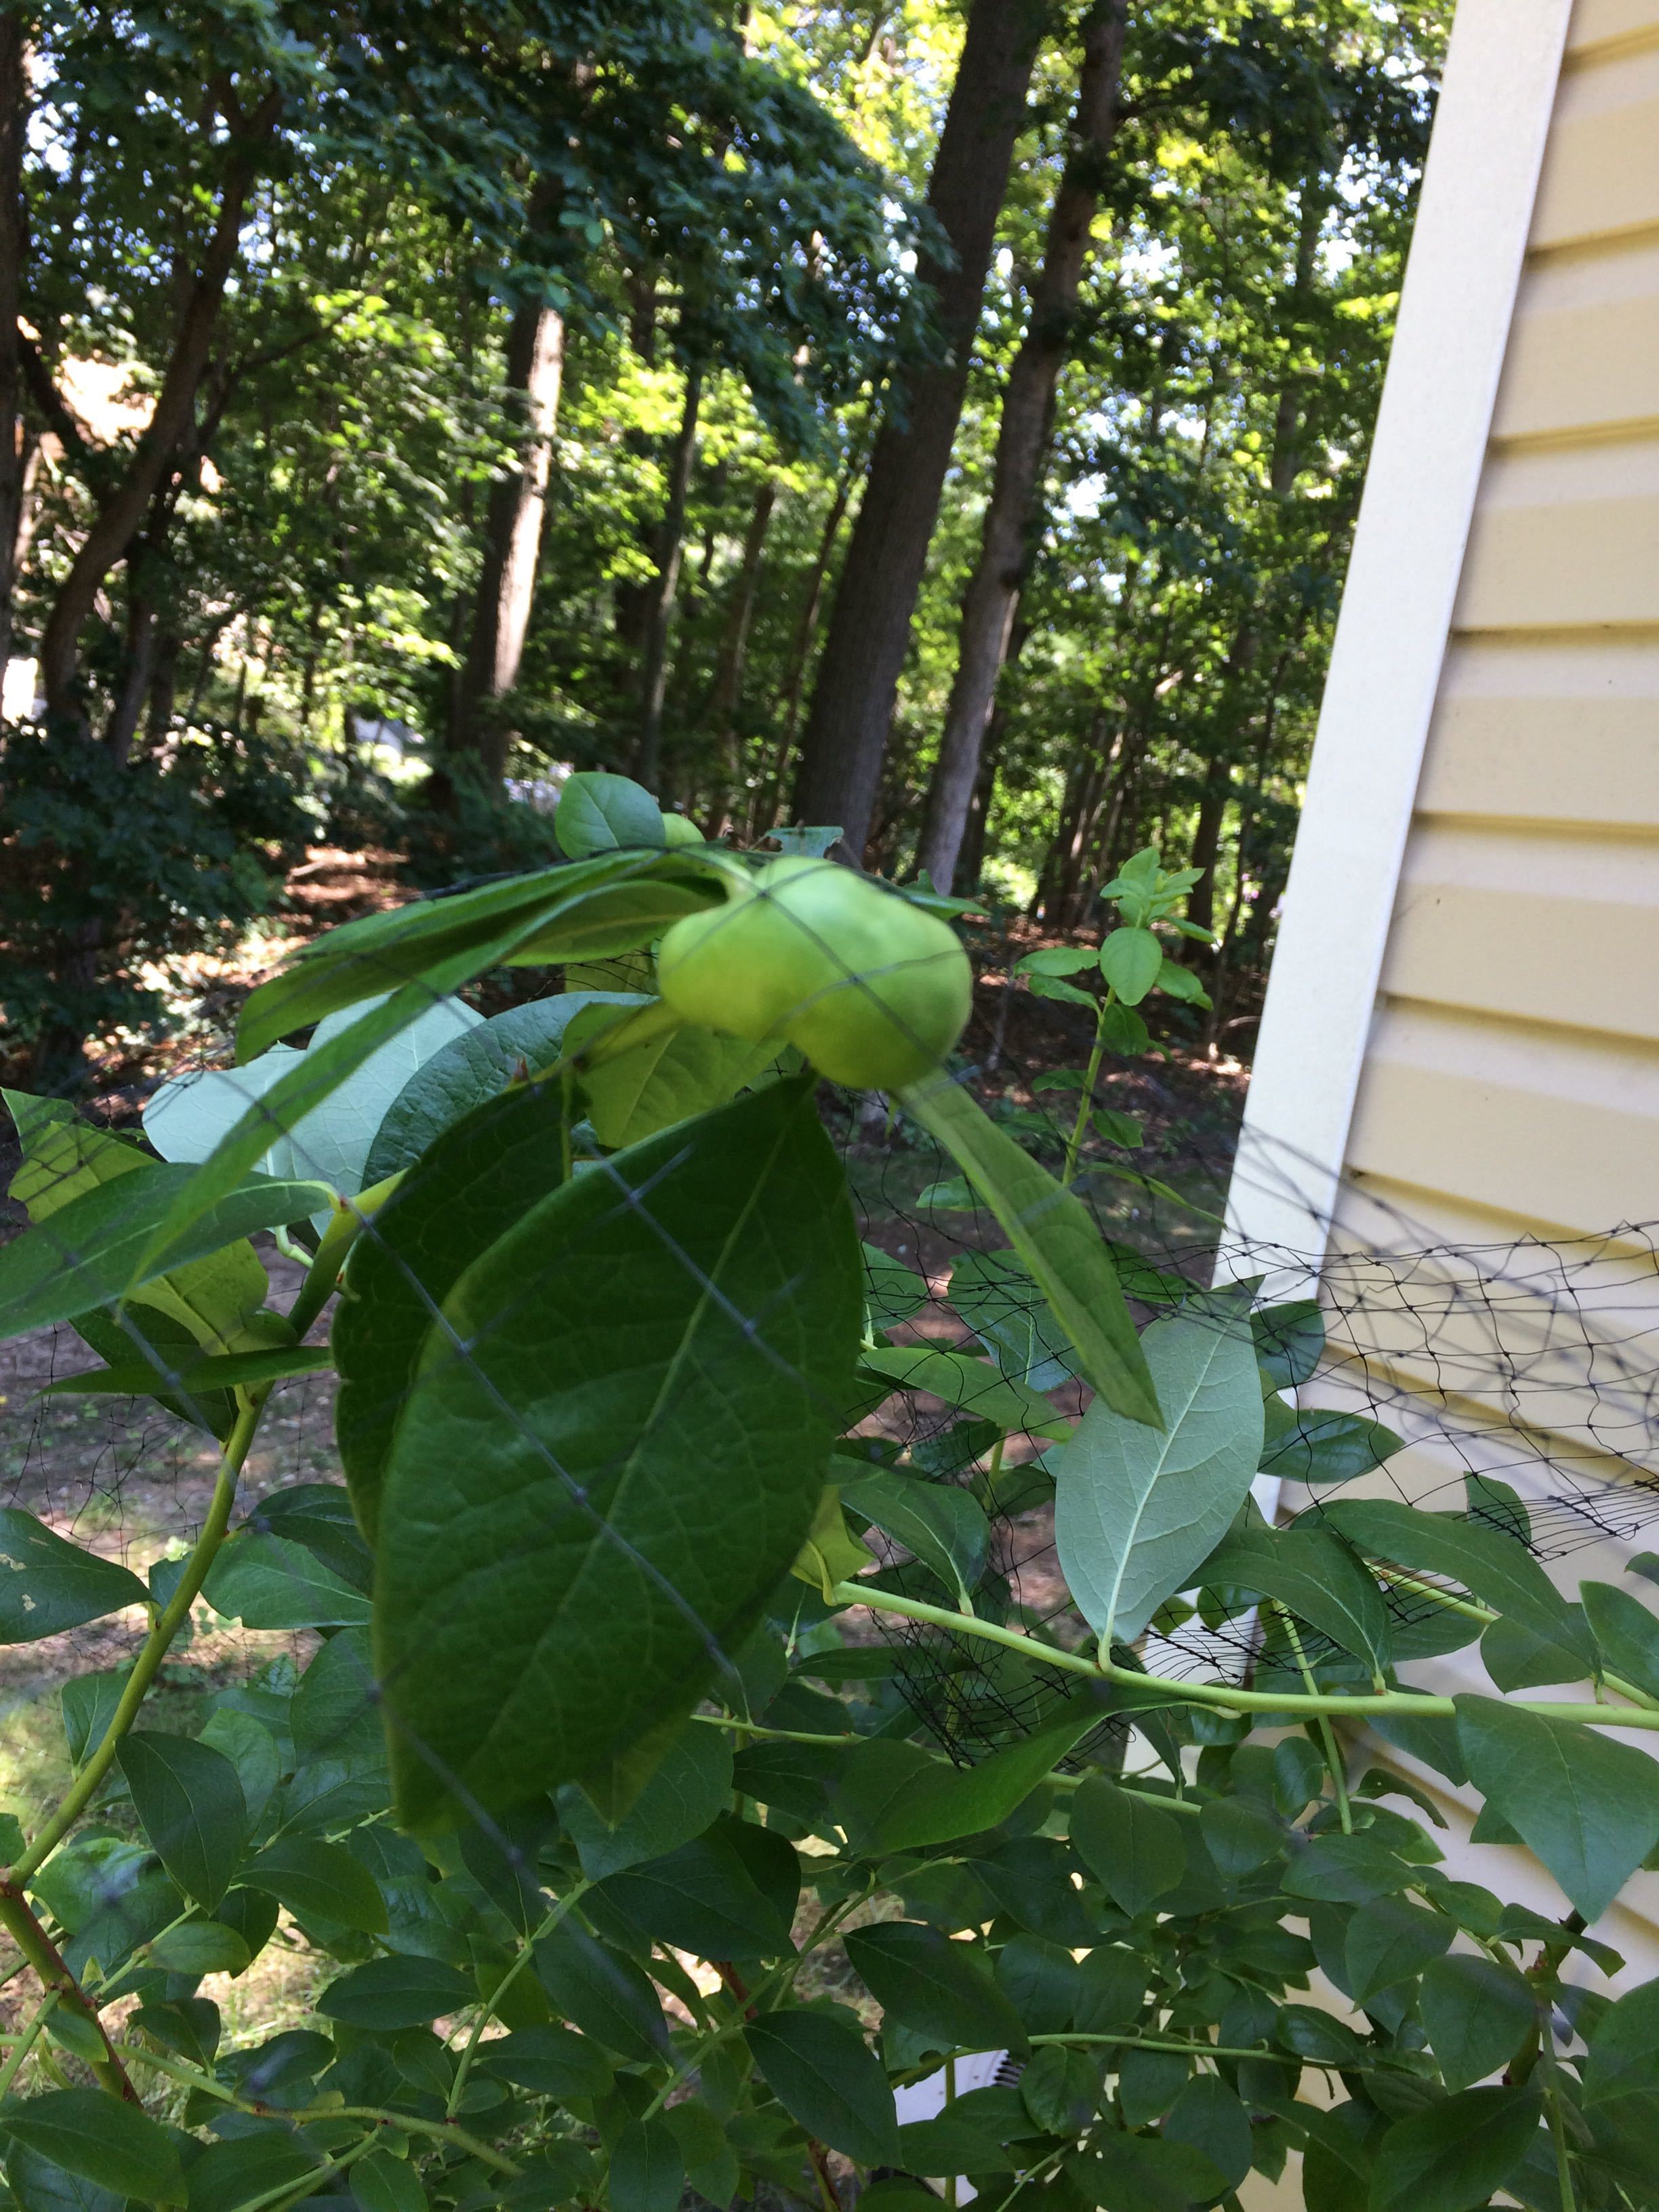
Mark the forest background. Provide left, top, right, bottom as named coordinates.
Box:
left=0, top=0, right=1448, bottom=1094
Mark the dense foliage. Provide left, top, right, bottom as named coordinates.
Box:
left=1, top=0, right=1445, bottom=1077
left=0, top=788, right=1656, bottom=2212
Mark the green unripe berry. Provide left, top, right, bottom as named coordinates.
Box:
left=656, top=857, right=973, bottom=1089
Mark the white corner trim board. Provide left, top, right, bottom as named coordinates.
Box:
left=1218, top=0, right=1574, bottom=1299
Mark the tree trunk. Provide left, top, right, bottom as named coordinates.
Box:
left=752, top=459, right=857, bottom=836
left=634, top=364, right=703, bottom=792
left=37, top=89, right=283, bottom=729
left=1185, top=756, right=1230, bottom=935
left=954, top=716, right=1001, bottom=892
left=449, top=275, right=566, bottom=781
left=792, top=0, right=1052, bottom=858
left=706, top=478, right=777, bottom=835
left=918, top=0, right=1125, bottom=890
left=0, top=11, right=26, bottom=678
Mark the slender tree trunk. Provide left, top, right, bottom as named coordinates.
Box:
left=706, top=478, right=777, bottom=835
left=634, top=364, right=703, bottom=792
left=449, top=287, right=565, bottom=781
left=144, top=626, right=181, bottom=749
left=37, top=89, right=283, bottom=728
left=954, top=716, right=1001, bottom=892
left=1185, top=756, right=1230, bottom=935
left=918, top=0, right=1126, bottom=890
left=752, top=459, right=857, bottom=835
left=792, top=0, right=1052, bottom=857
left=0, top=11, right=26, bottom=678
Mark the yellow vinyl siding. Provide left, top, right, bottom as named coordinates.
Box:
left=1312, top=0, right=1659, bottom=1975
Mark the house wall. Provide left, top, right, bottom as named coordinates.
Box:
left=1286, top=0, right=1659, bottom=1978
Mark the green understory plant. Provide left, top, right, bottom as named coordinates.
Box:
left=0, top=773, right=1656, bottom=2212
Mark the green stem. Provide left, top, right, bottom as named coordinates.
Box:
left=14, top=1391, right=264, bottom=1885
left=445, top=1885, right=588, bottom=2118
left=235, top=2132, right=382, bottom=2212
left=1541, top=2043, right=1580, bottom=2212
left=1063, top=991, right=1117, bottom=1188
left=0, top=1886, right=134, bottom=2100
left=828, top=1582, right=1659, bottom=1730
left=1029, top=2032, right=1352, bottom=2069
left=0, top=1992, right=58, bottom=2099
left=1277, top=1608, right=1352, bottom=1833
left=1371, top=1566, right=1658, bottom=1713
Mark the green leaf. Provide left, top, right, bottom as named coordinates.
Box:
left=558, top=1721, right=733, bottom=1880
left=362, top=994, right=642, bottom=1182
left=203, top=1530, right=371, bottom=1630
left=1319, top=1500, right=1584, bottom=1653
left=600, top=1821, right=794, bottom=1959
left=579, top=1015, right=775, bottom=1150
left=856, top=1345, right=1070, bottom=1441
left=1260, top=1403, right=1403, bottom=1486
left=947, top=1248, right=1077, bottom=1391
left=1202, top=1526, right=1391, bottom=1677
left=1099, top=927, right=1163, bottom=1005
left=1055, top=1309, right=1263, bottom=1643
left=0, top=1164, right=329, bottom=1345
left=1080, top=2131, right=1227, bottom=2212
left=375, top=1078, right=861, bottom=1824
left=555, top=771, right=667, bottom=857
left=1454, top=1694, right=1659, bottom=1920
left=744, top=2006, right=901, bottom=2165
left=1026, top=972, right=1098, bottom=1008
left=845, top=1922, right=1027, bottom=2055
left=1015, top=947, right=1098, bottom=978
left=1092, top=1107, right=1143, bottom=1149
left=1418, top=1954, right=1536, bottom=2093
left=1070, top=1774, right=1186, bottom=1917
left=609, top=2121, right=683, bottom=2212
left=184, top=2129, right=325, bottom=2212
left=838, top=1468, right=990, bottom=1609
left=1164, top=2076, right=1252, bottom=2191
left=1582, top=1579, right=1659, bottom=1700
left=897, top=1074, right=1160, bottom=1428
left=862, top=1243, right=927, bottom=1332
left=1480, top=1608, right=1593, bottom=1691
left=1282, top=1832, right=1413, bottom=1904
left=790, top=1486, right=875, bottom=1601
left=1344, top=1895, right=1453, bottom=2004
left=149, top=993, right=482, bottom=1211
left=1153, top=957, right=1209, bottom=1008
left=1582, top=1978, right=1659, bottom=2163
left=1368, top=2085, right=1541, bottom=2212
left=478, top=2024, right=613, bottom=2100
left=1019, top=2045, right=1099, bottom=2133
left=45, top=1345, right=332, bottom=1402
left=0, top=2091, right=184, bottom=2205
left=352, top=2150, right=428, bottom=2212
left=241, top=1837, right=388, bottom=1933
left=834, top=1706, right=1095, bottom=1853
left=317, top=1954, right=475, bottom=2030
left=333, top=1080, right=577, bottom=1541
left=533, top=1921, right=670, bottom=2062
left=147, top=1919, right=251, bottom=1975
left=116, top=1732, right=249, bottom=1909
left=1252, top=1300, right=1324, bottom=1388
left=0, top=1511, right=147, bottom=1643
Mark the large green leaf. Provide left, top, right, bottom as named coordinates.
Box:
left=599, top=1822, right=794, bottom=1960
left=1582, top=1978, right=1659, bottom=2164
left=1368, top=2085, right=1541, bottom=2212
left=898, top=1073, right=1160, bottom=1427
left=838, top=1466, right=991, bottom=1609
left=203, top=1531, right=371, bottom=1630
left=1582, top=1579, right=1659, bottom=1701
left=1055, top=1309, right=1263, bottom=1643
left=533, top=1922, right=670, bottom=2062
left=554, top=770, right=668, bottom=856
left=0, top=2091, right=184, bottom=2205
left=45, top=1345, right=332, bottom=1402
left=0, top=1511, right=148, bottom=1643
left=240, top=1837, right=388, bottom=1933
left=558, top=1722, right=733, bottom=1880
left=832, top=1706, right=1095, bottom=1853
left=1343, top=1895, right=1452, bottom=2004
left=1202, top=1525, right=1392, bottom=1677
left=1418, top=1954, right=1536, bottom=2093
left=116, top=1732, right=249, bottom=1909
left=1454, top=1693, right=1659, bottom=1920
left=361, top=994, right=643, bottom=1183
left=0, top=1162, right=326, bottom=1347
left=375, top=1077, right=861, bottom=1822
left=844, top=1921, right=1027, bottom=2055
left=333, top=1080, right=579, bottom=1539
left=317, top=1955, right=475, bottom=2030
left=576, top=1008, right=775, bottom=1149
left=1318, top=1499, right=1586, bottom=1654
left=1070, top=1774, right=1187, bottom=1918
left=1260, top=1401, right=1402, bottom=1486
left=744, top=2006, right=901, bottom=2166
